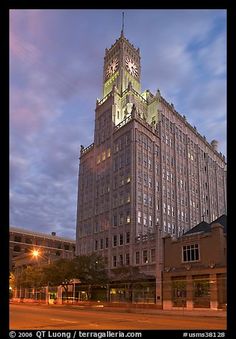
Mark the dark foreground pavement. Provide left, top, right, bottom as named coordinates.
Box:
left=10, top=302, right=227, bottom=330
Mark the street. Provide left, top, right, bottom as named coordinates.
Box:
left=10, top=303, right=226, bottom=330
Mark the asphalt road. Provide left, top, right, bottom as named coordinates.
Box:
left=10, top=304, right=226, bottom=330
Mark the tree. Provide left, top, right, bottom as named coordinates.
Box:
left=14, top=254, right=109, bottom=300
left=9, top=272, right=15, bottom=298
left=72, top=254, right=108, bottom=283
left=16, top=266, right=45, bottom=288
left=72, top=254, right=108, bottom=300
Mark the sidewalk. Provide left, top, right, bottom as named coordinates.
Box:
left=65, top=303, right=227, bottom=318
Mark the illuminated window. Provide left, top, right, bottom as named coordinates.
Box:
left=102, top=151, right=106, bottom=161
left=149, top=215, right=152, bottom=226
left=107, top=148, right=111, bottom=157
left=126, top=212, right=131, bottom=223
left=143, top=250, right=148, bottom=264
left=148, top=178, right=152, bottom=188
left=143, top=214, right=147, bottom=226
left=97, top=155, right=101, bottom=164
left=137, top=211, right=141, bottom=223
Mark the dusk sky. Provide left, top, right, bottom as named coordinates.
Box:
left=10, top=9, right=226, bottom=240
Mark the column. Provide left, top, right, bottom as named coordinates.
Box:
left=186, top=275, right=193, bottom=309
left=210, top=273, right=218, bottom=310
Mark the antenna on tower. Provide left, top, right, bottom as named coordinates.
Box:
left=121, top=11, right=124, bottom=36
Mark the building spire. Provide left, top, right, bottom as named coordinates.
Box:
left=121, top=12, right=124, bottom=36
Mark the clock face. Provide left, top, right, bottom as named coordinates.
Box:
left=106, top=58, right=119, bottom=78
left=125, top=57, right=138, bottom=77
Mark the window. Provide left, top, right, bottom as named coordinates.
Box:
left=137, top=211, right=142, bottom=223
left=148, top=177, right=152, bottom=188
left=14, top=235, right=22, bottom=242
left=113, top=215, right=117, bottom=227
left=135, top=251, right=140, bottom=264
left=105, top=237, right=109, bottom=248
left=126, top=232, right=130, bottom=244
left=143, top=250, right=148, bottom=264
left=149, top=215, right=152, bottom=227
left=182, top=244, right=200, bottom=262
left=100, top=239, right=103, bottom=249
left=113, top=256, right=117, bottom=267
left=113, top=235, right=117, bottom=247
left=125, top=253, right=130, bottom=265
left=119, top=254, right=123, bottom=266
left=119, top=234, right=123, bottom=245
left=13, top=245, right=21, bottom=252
left=143, top=214, right=147, bottom=226
left=148, top=158, right=152, bottom=169
left=150, top=248, right=155, bottom=262
left=95, top=240, right=98, bottom=251
left=144, top=173, right=148, bottom=185
left=143, top=194, right=148, bottom=205
left=126, top=212, right=131, bottom=223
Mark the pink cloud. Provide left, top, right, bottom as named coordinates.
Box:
left=10, top=30, right=42, bottom=65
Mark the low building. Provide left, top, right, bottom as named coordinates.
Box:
left=162, top=215, right=227, bottom=310
left=10, top=227, right=76, bottom=272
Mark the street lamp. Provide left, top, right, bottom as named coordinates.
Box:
left=32, top=249, right=40, bottom=258
left=31, top=248, right=51, bottom=304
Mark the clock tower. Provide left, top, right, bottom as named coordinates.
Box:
left=103, top=31, right=141, bottom=97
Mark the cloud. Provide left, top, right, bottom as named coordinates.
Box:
left=10, top=10, right=226, bottom=238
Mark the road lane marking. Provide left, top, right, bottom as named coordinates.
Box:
left=50, top=318, right=78, bottom=323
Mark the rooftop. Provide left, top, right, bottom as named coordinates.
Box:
left=10, top=226, right=76, bottom=243
left=183, top=214, right=227, bottom=236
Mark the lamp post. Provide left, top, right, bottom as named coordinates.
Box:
left=31, top=248, right=51, bottom=304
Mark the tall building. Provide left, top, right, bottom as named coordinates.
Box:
left=76, top=30, right=227, bottom=304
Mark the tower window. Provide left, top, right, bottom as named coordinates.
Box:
left=135, top=251, right=140, bottom=265
left=113, top=235, right=117, bottom=247
left=126, top=232, right=130, bottom=244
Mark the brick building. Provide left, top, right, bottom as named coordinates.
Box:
left=76, top=30, right=227, bottom=305
left=162, top=215, right=227, bottom=310
left=10, top=227, right=76, bottom=272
